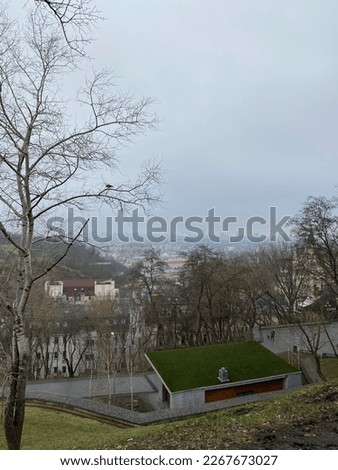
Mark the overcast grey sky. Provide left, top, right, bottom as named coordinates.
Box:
left=13, top=1, right=338, bottom=226
left=88, top=0, right=338, bottom=224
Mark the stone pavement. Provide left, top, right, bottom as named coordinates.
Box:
left=25, top=372, right=292, bottom=426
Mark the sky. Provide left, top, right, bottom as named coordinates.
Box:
left=91, top=0, right=338, bottom=223
left=9, top=1, right=338, bottom=238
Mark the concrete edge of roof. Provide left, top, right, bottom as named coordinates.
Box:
left=24, top=387, right=295, bottom=427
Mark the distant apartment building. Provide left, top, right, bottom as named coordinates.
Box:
left=29, top=280, right=146, bottom=379
left=45, top=278, right=119, bottom=303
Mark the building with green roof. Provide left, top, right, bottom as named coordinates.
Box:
left=146, top=341, right=302, bottom=409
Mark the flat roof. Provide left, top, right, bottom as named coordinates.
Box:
left=146, top=341, right=297, bottom=392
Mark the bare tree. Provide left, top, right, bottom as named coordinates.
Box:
left=90, top=296, right=124, bottom=404
left=291, top=196, right=338, bottom=308
left=26, top=284, right=59, bottom=379
left=178, top=245, right=244, bottom=345
left=0, top=7, right=159, bottom=449
left=297, top=322, right=327, bottom=381
left=234, top=252, right=268, bottom=331
left=34, top=0, right=100, bottom=54
left=256, top=243, right=309, bottom=324
left=129, top=248, right=168, bottom=348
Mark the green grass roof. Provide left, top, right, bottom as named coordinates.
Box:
left=146, top=341, right=297, bottom=392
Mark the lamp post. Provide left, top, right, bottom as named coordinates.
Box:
left=111, top=332, right=116, bottom=404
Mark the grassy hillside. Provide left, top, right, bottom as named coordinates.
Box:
left=1, top=381, right=337, bottom=450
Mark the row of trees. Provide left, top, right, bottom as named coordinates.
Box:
left=131, top=196, right=338, bottom=350
left=14, top=193, right=338, bottom=384
left=19, top=289, right=145, bottom=380
left=3, top=195, right=336, bottom=383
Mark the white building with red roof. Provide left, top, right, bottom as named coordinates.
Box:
left=45, top=278, right=119, bottom=303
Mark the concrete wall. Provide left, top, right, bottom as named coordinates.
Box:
left=253, top=321, right=338, bottom=356
left=167, top=372, right=302, bottom=409
left=170, top=388, right=205, bottom=409
left=284, top=371, right=303, bottom=389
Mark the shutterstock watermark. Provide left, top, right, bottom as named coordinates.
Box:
left=46, top=207, right=291, bottom=244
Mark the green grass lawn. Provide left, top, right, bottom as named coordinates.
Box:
left=321, top=357, right=338, bottom=380
left=1, top=381, right=337, bottom=450
left=147, top=341, right=297, bottom=392
left=0, top=406, right=136, bottom=450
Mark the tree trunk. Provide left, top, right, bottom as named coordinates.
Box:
left=4, top=333, right=28, bottom=450
left=314, top=355, right=327, bottom=382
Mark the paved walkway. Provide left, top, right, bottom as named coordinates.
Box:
left=27, top=372, right=158, bottom=398
left=26, top=373, right=291, bottom=426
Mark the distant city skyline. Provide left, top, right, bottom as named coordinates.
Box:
left=46, top=206, right=291, bottom=246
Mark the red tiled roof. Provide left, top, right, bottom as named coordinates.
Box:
left=63, top=279, right=107, bottom=287
left=62, top=279, right=113, bottom=297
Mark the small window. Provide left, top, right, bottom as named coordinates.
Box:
left=236, top=390, right=253, bottom=397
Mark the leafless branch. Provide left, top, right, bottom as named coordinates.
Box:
left=34, top=0, right=102, bottom=55
left=32, top=219, right=89, bottom=282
